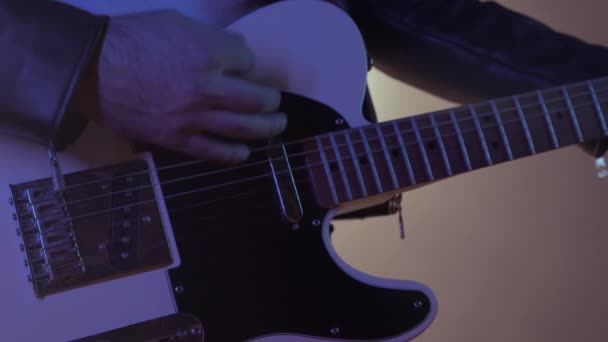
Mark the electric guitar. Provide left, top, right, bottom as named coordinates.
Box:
left=2, top=1, right=607, bottom=341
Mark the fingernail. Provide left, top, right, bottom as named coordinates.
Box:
left=236, top=145, right=250, bottom=161
left=277, top=113, right=288, bottom=131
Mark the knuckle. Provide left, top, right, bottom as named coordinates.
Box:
left=243, top=101, right=264, bottom=114
left=157, top=120, right=186, bottom=147
left=241, top=48, right=255, bottom=72
left=250, top=115, right=281, bottom=138
left=204, top=112, right=225, bottom=132
left=260, top=114, right=285, bottom=135
left=198, top=75, right=224, bottom=99
left=242, top=88, right=279, bottom=114
left=231, top=31, right=247, bottom=43
left=226, top=31, right=247, bottom=46
left=232, top=117, right=256, bottom=136
left=185, top=136, right=215, bottom=159
left=201, top=51, right=223, bottom=72
left=193, top=140, right=248, bottom=164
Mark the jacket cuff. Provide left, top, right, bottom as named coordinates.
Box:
left=0, top=0, right=108, bottom=150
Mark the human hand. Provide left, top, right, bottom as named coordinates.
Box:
left=70, top=10, right=285, bottom=164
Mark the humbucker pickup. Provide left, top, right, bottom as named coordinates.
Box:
left=9, top=160, right=173, bottom=297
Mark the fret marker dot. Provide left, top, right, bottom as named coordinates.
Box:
left=391, top=149, right=400, bottom=158
left=427, top=141, right=436, bottom=150
left=556, top=112, right=564, bottom=120
left=359, top=157, right=368, bottom=165
left=491, top=141, right=500, bottom=149
left=329, top=162, right=338, bottom=172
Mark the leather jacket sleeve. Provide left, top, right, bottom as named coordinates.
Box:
left=350, top=0, right=608, bottom=104
left=338, top=0, right=608, bottom=220
left=0, top=0, right=107, bottom=150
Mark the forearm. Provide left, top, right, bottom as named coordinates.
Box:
left=0, top=0, right=107, bottom=149
left=352, top=0, right=608, bottom=103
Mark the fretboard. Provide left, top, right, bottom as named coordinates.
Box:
left=307, top=76, right=608, bottom=208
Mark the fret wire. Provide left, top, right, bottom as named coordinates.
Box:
left=411, top=117, right=434, bottom=180
left=513, top=96, right=536, bottom=154
left=359, top=128, right=383, bottom=193
left=449, top=110, right=472, bottom=171
left=469, top=105, right=492, bottom=166
left=536, top=91, right=559, bottom=148
left=587, top=80, right=608, bottom=135
left=344, top=131, right=368, bottom=197
left=391, top=121, right=416, bottom=185
left=561, top=86, right=584, bottom=142
left=429, top=113, right=452, bottom=176
left=489, top=100, right=513, bottom=160
left=375, top=125, right=400, bottom=189
left=315, top=136, right=339, bottom=204
left=329, top=133, right=353, bottom=201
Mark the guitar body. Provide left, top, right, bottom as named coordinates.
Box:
left=0, top=1, right=437, bottom=341
left=157, top=89, right=435, bottom=342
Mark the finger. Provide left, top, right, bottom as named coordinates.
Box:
left=201, top=75, right=281, bottom=113
left=180, top=134, right=251, bottom=164
left=183, top=111, right=287, bottom=140
left=213, top=31, right=255, bottom=74
left=102, top=110, right=251, bottom=164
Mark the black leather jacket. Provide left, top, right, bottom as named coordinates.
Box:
left=2, top=0, right=608, bottom=149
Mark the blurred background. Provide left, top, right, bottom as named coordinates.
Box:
left=331, top=0, right=608, bottom=341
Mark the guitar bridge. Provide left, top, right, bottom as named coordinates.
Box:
left=10, top=160, right=173, bottom=297
left=20, top=188, right=85, bottom=289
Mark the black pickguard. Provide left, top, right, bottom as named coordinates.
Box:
left=152, top=93, right=432, bottom=341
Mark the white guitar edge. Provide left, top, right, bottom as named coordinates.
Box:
left=321, top=209, right=438, bottom=342
left=246, top=214, right=438, bottom=342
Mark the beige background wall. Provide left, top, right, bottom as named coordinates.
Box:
left=331, top=1, right=608, bottom=341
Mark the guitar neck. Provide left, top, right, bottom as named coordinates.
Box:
left=309, top=76, right=608, bottom=207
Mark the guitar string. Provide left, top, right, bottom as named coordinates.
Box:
left=80, top=172, right=406, bottom=262
left=20, top=97, right=607, bottom=226
left=140, top=123, right=530, bottom=224
left=24, top=86, right=608, bottom=212
left=24, top=83, right=608, bottom=207
left=21, top=97, right=608, bottom=224
left=60, top=175, right=318, bottom=261
left=76, top=199, right=287, bottom=262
